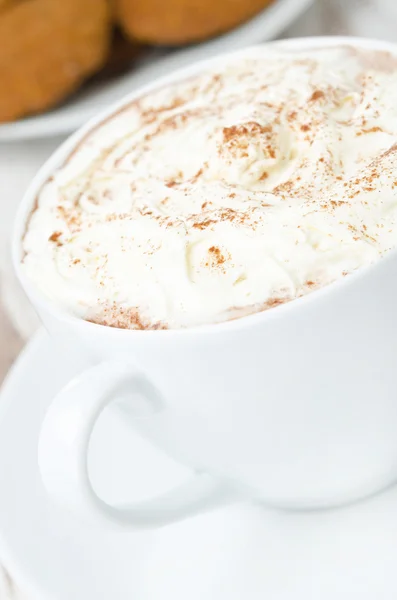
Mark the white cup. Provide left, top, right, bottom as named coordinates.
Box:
left=13, top=36, right=397, bottom=529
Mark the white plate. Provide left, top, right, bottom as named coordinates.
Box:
left=0, top=0, right=312, bottom=142
left=1, top=330, right=397, bottom=600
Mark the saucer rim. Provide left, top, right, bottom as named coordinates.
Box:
left=0, top=331, right=55, bottom=600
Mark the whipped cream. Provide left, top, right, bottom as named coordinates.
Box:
left=22, top=45, right=397, bottom=329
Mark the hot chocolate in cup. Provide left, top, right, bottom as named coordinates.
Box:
left=13, top=37, right=397, bottom=528
left=21, top=38, right=397, bottom=331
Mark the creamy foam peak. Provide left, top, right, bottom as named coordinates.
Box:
left=22, top=45, right=397, bottom=329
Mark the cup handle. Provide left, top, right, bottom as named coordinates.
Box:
left=38, top=359, right=238, bottom=528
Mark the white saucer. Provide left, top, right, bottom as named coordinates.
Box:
left=1, top=330, right=397, bottom=600
left=0, top=0, right=312, bottom=142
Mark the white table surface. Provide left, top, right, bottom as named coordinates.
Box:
left=1, top=0, right=396, bottom=597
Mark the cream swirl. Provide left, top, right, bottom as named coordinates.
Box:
left=22, top=45, right=397, bottom=329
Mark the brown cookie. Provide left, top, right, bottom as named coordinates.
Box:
left=114, top=0, right=275, bottom=46
left=0, top=0, right=111, bottom=122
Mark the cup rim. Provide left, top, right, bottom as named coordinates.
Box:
left=13, top=35, right=397, bottom=337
